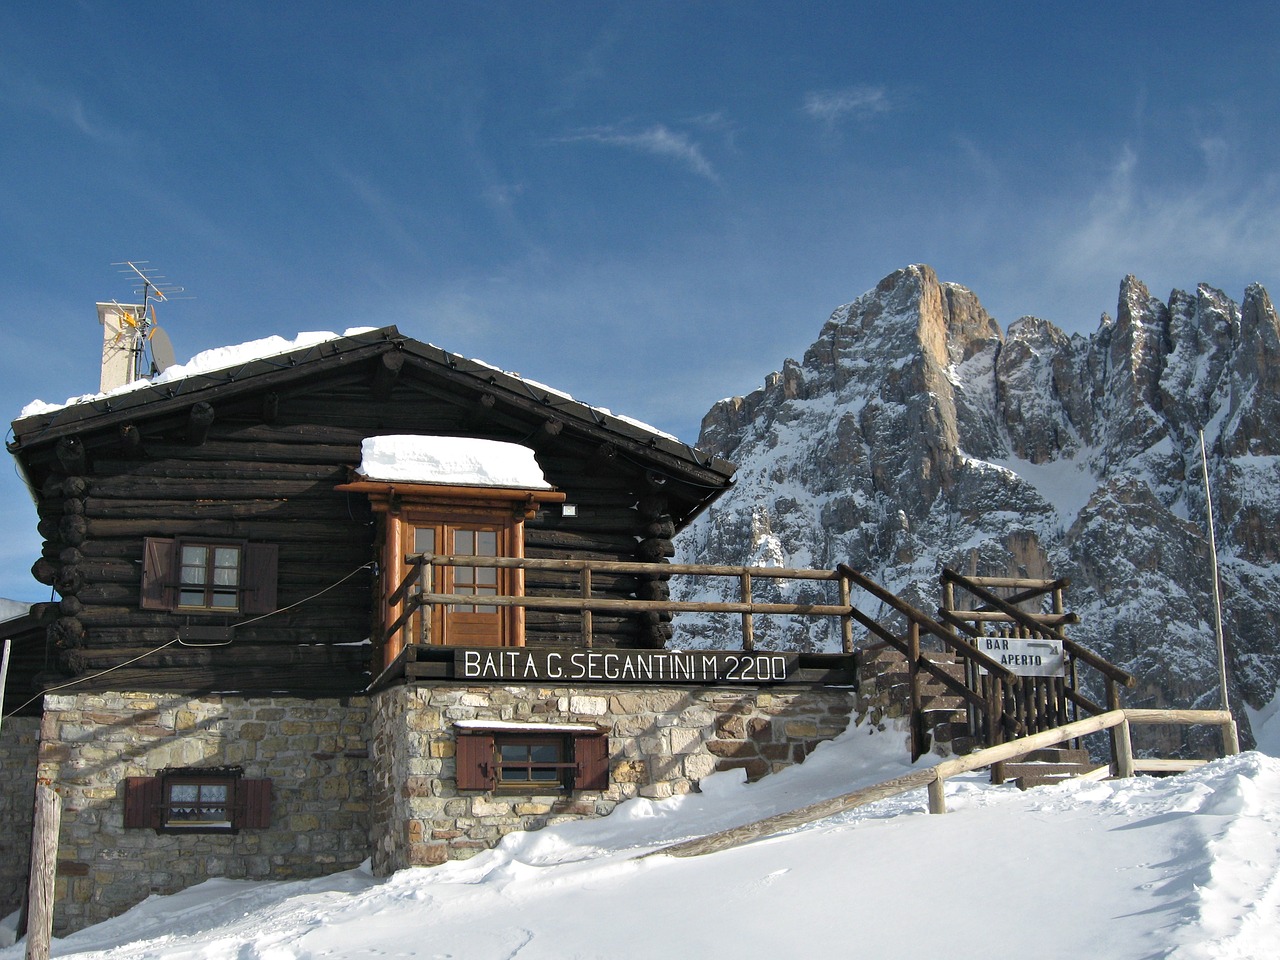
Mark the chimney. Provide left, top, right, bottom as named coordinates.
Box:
left=96, top=302, right=145, bottom=392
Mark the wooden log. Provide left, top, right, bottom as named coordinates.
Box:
left=53, top=566, right=84, bottom=596
left=1131, top=758, right=1210, bottom=772
left=25, top=783, right=61, bottom=960
left=524, top=528, right=639, bottom=553
left=84, top=518, right=369, bottom=541
left=86, top=475, right=338, bottom=499
left=91, top=459, right=348, bottom=481
left=83, top=499, right=345, bottom=521
left=636, top=538, right=675, bottom=560
left=186, top=402, right=216, bottom=445
left=651, top=767, right=941, bottom=859
left=140, top=440, right=361, bottom=465
left=261, top=391, right=280, bottom=423
left=49, top=618, right=85, bottom=648
left=55, top=436, right=87, bottom=474
left=118, top=423, right=144, bottom=456
left=371, top=350, right=405, bottom=402
left=31, top=558, right=56, bottom=586
left=58, top=515, right=87, bottom=545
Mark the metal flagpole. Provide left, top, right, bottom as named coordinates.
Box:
left=1199, top=430, right=1230, bottom=713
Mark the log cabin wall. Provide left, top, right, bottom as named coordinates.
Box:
left=9, top=329, right=736, bottom=695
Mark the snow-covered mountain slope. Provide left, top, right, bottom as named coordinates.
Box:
left=676, top=265, right=1280, bottom=747
left=6, top=723, right=1278, bottom=959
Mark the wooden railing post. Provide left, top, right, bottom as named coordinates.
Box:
left=1114, top=716, right=1135, bottom=778
left=418, top=558, right=432, bottom=646
left=1222, top=718, right=1240, bottom=756
left=739, top=572, right=754, bottom=652
left=1105, top=677, right=1120, bottom=770
left=907, top=620, right=923, bottom=759
left=839, top=571, right=853, bottom=654
left=581, top=566, right=594, bottom=648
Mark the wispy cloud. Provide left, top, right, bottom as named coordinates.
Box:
left=0, top=66, right=136, bottom=151
left=558, top=123, right=719, bottom=182
left=803, top=85, right=893, bottom=130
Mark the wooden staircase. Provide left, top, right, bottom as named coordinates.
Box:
left=991, top=747, right=1109, bottom=790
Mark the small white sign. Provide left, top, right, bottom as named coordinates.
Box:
left=975, top=636, right=1065, bottom=677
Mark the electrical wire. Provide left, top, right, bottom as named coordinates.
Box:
left=2, top=561, right=376, bottom=719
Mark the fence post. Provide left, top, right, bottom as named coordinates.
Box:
left=928, top=774, right=947, bottom=815
left=739, top=573, right=754, bottom=652
left=581, top=566, right=594, bottom=648
left=418, top=558, right=432, bottom=646
left=1114, top=716, right=1135, bottom=778
left=839, top=572, right=853, bottom=654
left=907, top=620, right=923, bottom=759
left=25, top=783, right=61, bottom=960
left=1221, top=718, right=1240, bottom=756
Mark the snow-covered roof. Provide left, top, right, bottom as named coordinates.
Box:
left=19, top=329, right=379, bottom=419
left=356, top=436, right=552, bottom=490
left=9, top=325, right=737, bottom=521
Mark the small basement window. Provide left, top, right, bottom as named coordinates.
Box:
left=124, top=767, right=272, bottom=833
left=454, top=722, right=609, bottom=793
left=165, top=776, right=232, bottom=828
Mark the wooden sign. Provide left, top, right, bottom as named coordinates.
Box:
left=975, top=636, right=1065, bottom=677
left=455, top=648, right=798, bottom=684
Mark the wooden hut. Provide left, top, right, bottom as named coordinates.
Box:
left=1, top=327, right=856, bottom=934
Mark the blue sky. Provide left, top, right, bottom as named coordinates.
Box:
left=2, top=1, right=1278, bottom=601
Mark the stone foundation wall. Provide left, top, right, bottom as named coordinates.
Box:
left=35, top=692, right=371, bottom=935
left=0, top=716, right=41, bottom=918
left=369, top=683, right=855, bottom=874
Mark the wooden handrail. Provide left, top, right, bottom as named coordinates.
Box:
left=404, top=553, right=845, bottom=580
left=649, top=707, right=1240, bottom=859
left=838, top=564, right=1018, bottom=681
left=942, top=569, right=1137, bottom=687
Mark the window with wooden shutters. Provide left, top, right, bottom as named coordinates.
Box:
left=140, top=538, right=278, bottom=615
left=455, top=728, right=609, bottom=793
left=123, top=767, right=272, bottom=833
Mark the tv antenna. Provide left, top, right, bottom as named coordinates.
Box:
left=98, top=261, right=188, bottom=391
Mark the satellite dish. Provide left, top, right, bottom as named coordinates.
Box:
left=149, top=325, right=177, bottom=374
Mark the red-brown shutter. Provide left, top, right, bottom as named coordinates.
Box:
left=236, top=778, right=273, bottom=828
left=455, top=734, right=495, bottom=791
left=123, top=776, right=163, bottom=829
left=242, top=543, right=278, bottom=614
left=574, top=734, right=609, bottom=791
left=139, top=538, right=177, bottom=610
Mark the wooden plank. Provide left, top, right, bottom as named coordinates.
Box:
left=649, top=768, right=941, bottom=859
left=25, top=783, right=61, bottom=960
left=1132, top=758, right=1210, bottom=772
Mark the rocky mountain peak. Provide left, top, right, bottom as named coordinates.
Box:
left=677, top=265, right=1280, bottom=748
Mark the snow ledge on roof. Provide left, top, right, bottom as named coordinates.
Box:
left=356, top=435, right=552, bottom=490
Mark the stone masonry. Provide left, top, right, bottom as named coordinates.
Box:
left=369, top=682, right=855, bottom=874
left=0, top=679, right=860, bottom=935
left=0, top=716, right=40, bottom=919
left=32, top=692, right=370, bottom=935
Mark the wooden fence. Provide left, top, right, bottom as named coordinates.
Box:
left=651, top=707, right=1240, bottom=859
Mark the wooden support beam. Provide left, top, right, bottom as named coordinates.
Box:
left=55, top=436, right=87, bottom=474
left=371, top=350, right=405, bottom=402
left=118, top=424, right=143, bottom=457
left=25, top=783, right=61, bottom=960
left=261, top=391, right=280, bottom=423
left=187, top=402, right=215, bottom=445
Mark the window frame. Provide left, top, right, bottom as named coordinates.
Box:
left=175, top=541, right=244, bottom=613
left=140, top=537, right=278, bottom=616
left=455, top=727, right=609, bottom=794
left=123, top=767, right=273, bottom=834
